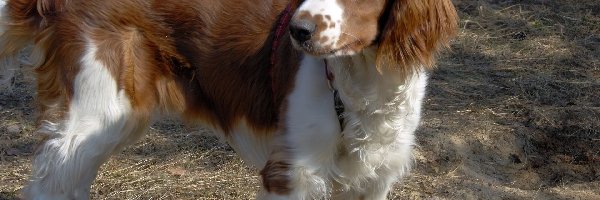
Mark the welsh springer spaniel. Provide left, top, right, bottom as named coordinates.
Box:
left=0, top=0, right=458, bottom=199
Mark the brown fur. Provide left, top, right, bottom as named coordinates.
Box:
left=1, top=0, right=458, bottom=197
left=291, top=0, right=458, bottom=75
left=335, top=0, right=388, bottom=54
left=263, top=0, right=459, bottom=193
left=261, top=160, right=292, bottom=194
left=4, top=0, right=301, bottom=134
left=376, top=0, right=459, bottom=73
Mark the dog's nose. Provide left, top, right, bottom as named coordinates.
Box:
left=289, top=19, right=316, bottom=43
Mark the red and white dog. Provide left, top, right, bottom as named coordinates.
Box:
left=0, top=0, right=457, bottom=199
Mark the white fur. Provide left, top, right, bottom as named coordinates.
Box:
left=296, top=0, right=344, bottom=49
left=226, top=56, right=341, bottom=200
left=12, top=1, right=430, bottom=199
left=325, top=47, right=427, bottom=199
left=24, top=38, right=144, bottom=199
left=278, top=55, right=341, bottom=200
left=227, top=120, right=273, bottom=168
left=226, top=56, right=342, bottom=200
left=261, top=48, right=427, bottom=199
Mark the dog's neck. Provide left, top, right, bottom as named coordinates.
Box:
left=325, top=48, right=427, bottom=181
left=326, top=47, right=424, bottom=115
left=326, top=47, right=427, bottom=153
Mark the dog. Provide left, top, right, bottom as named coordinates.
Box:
left=0, top=0, right=458, bottom=199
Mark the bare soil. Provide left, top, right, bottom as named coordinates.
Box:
left=1, top=0, right=599, bottom=199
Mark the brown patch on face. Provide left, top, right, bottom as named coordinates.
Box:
left=334, top=0, right=388, bottom=54
left=313, top=14, right=330, bottom=44
left=319, top=36, right=329, bottom=44
left=293, top=11, right=338, bottom=52
left=290, top=0, right=393, bottom=55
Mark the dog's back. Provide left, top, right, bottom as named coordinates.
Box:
left=0, top=0, right=298, bottom=127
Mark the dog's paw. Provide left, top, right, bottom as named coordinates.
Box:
left=260, top=160, right=292, bottom=195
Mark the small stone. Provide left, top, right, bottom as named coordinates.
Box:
left=510, top=154, right=522, bottom=164
left=6, top=124, right=21, bottom=134
left=6, top=148, right=21, bottom=156
left=167, top=167, right=187, bottom=176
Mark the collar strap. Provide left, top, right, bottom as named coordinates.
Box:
left=271, top=0, right=300, bottom=66
left=270, top=0, right=300, bottom=99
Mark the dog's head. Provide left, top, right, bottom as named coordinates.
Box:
left=290, top=0, right=458, bottom=71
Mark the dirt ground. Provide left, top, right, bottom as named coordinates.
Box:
left=1, top=0, right=599, bottom=199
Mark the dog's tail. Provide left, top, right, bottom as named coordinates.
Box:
left=0, top=0, right=63, bottom=89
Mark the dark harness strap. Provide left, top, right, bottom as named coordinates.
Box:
left=270, top=0, right=300, bottom=101
left=325, top=60, right=345, bottom=128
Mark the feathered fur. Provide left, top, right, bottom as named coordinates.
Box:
left=0, top=0, right=457, bottom=199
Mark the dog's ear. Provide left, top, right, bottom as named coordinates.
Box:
left=376, top=0, right=458, bottom=74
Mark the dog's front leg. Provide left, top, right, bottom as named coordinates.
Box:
left=260, top=56, right=341, bottom=200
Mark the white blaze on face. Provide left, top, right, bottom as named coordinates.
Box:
left=296, top=0, right=344, bottom=48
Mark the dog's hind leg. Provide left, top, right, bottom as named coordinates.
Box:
left=22, top=39, right=150, bottom=200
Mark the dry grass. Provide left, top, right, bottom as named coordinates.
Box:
left=1, top=0, right=599, bottom=199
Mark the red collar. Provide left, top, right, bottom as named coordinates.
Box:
left=270, top=1, right=300, bottom=99
left=271, top=1, right=299, bottom=66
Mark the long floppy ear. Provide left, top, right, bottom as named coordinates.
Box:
left=376, top=0, right=458, bottom=74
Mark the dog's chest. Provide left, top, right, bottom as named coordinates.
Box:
left=327, top=50, right=428, bottom=146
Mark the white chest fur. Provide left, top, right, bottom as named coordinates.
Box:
left=327, top=48, right=428, bottom=190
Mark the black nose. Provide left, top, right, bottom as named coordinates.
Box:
left=289, top=19, right=316, bottom=43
